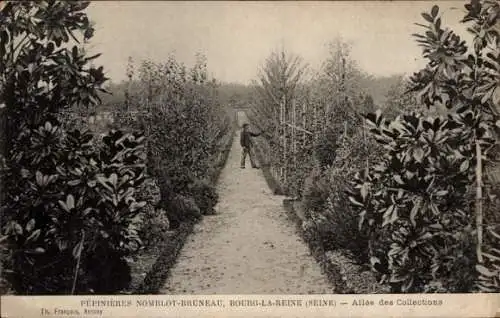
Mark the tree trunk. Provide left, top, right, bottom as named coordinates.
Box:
left=476, top=140, right=483, bottom=264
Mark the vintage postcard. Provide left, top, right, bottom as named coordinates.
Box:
left=0, top=0, right=499, bottom=317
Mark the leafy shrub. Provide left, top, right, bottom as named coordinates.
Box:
left=302, top=196, right=369, bottom=265
left=323, top=192, right=370, bottom=265
left=188, top=178, right=219, bottom=216
left=412, top=0, right=499, bottom=292
left=348, top=0, right=499, bottom=293
left=314, top=126, right=340, bottom=168
left=302, top=167, right=329, bottom=214
left=476, top=227, right=500, bottom=292
left=114, top=56, right=230, bottom=226
left=2, top=125, right=147, bottom=294
left=136, top=178, right=161, bottom=206
left=0, top=1, right=107, bottom=153
left=0, top=1, right=148, bottom=294
left=349, top=111, right=482, bottom=292
left=302, top=168, right=335, bottom=253
left=165, top=195, right=202, bottom=228
left=133, top=178, right=171, bottom=249
left=302, top=127, right=376, bottom=264
left=477, top=182, right=500, bottom=291
left=153, top=166, right=201, bottom=227
left=137, top=205, right=170, bottom=250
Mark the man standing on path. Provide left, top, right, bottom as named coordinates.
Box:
left=240, top=123, right=261, bottom=169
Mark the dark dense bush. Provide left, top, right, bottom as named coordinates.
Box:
left=138, top=204, right=171, bottom=249
left=348, top=1, right=499, bottom=293
left=302, top=167, right=329, bottom=214
left=0, top=1, right=149, bottom=294
left=302, top=127, right=378, bottom=265
left=349, top=110, right=482, bottom=292
left=323, top=191, right=370, bottom=265
left=134, top=178, right=170, bottom=249
left=189, top=179, right=219, bottom=216
left=2, top=126, right=147, bottom=294
left=314, top=126, right=339, bottom=168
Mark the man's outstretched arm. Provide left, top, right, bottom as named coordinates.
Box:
left=250, top=131, right=262, bottom=137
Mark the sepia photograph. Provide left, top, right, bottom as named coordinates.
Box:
left=0, top=0, right=499, bottom=316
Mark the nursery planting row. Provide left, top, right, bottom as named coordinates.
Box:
left=249, top=0, right=500, bottom=293
left=0, top=1, right=235, bottom=295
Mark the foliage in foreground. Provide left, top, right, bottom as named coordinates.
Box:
left=4, top=128, right=147, bottom=294
left=349, top=0, right=500, bottom=292
left=349, top=111, right=479, bottom=292
left=0, top=1, right=148, bottom=294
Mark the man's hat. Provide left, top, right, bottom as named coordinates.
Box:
left=242, top=123, right=249, bottom=128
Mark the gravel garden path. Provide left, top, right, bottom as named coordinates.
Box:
left=160, top=111, right=333, bottom=294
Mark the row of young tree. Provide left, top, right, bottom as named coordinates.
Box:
left=0, top=1, right=234, bottom=294
left=114, top=53, right=235, bottom=230
left=248, top=39, right=387, bottom=198
left=249, top=0, right=499, bottom=292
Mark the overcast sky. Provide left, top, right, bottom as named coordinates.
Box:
left=86, top=1, right=468, bottom=85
